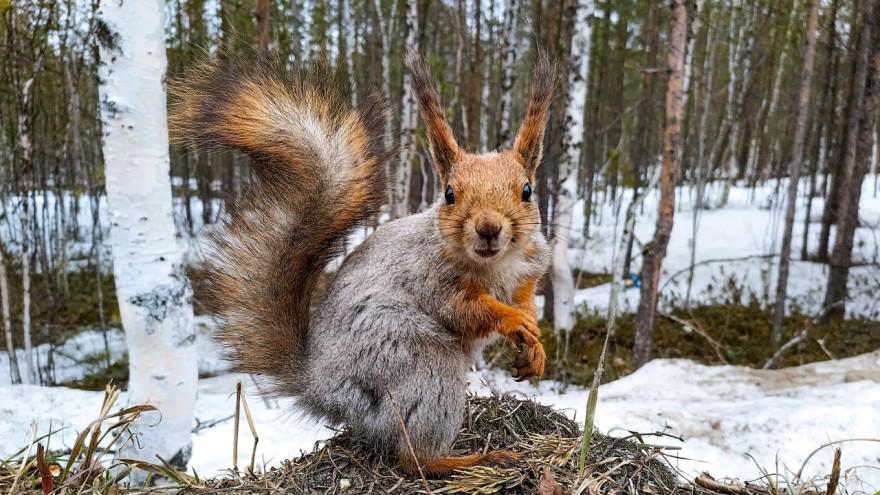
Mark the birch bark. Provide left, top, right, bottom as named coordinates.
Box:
left=97, top=0, right=198, bottom=473
left=1, top=247, right=21, bottom=384
left=552, top=0, right=593, bottom=337
left=393, top=0, right=419, bottom=219
left=496, top=0, right=520, bottom=149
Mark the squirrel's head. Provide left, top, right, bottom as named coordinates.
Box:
left=404, top=50, right=555, bottom=264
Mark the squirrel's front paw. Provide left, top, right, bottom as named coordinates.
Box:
left=511, top=342, right=545, bottom=381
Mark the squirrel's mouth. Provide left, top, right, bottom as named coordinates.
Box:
left=474, top=246, right=501, bottom=258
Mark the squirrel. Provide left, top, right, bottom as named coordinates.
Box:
left=169, top=49, right=556, bottom=476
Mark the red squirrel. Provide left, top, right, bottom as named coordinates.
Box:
left=169, top=50, right=555, bottom=476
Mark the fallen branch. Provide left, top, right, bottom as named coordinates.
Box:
left=762, top=301, right=844, bottom=369
left=695, top=472, right=769, bottom=495
left=657, top=311, right=729, bottom=364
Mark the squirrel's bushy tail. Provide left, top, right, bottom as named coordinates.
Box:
left=169, top=57, right=390, bottom=386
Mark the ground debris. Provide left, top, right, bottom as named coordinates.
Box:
left=194, top=394, right=709, bottom=495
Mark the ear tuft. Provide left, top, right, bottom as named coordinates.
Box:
left=513, top=51, right=557, bottom=178
left=403, top=48, right=461, bottom=181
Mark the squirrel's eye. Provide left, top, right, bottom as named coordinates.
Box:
left=521, top=183, right=532, bottom=203
left=444, top=185, right=455, bottom=205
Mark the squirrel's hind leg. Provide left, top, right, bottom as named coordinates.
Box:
left=398, top=450, right=520, bottom=477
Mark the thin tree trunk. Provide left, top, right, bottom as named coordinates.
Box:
left=17, top=75, right=36, bottom=385
left=1, top=248, right=21, bottom=385
left=552, top=0, right=593, bottom=339
left=686, top=6, right=718, bottom=306
left=393, top=0, right=419, bottom=219
left=772, top=0, right=820, bottom=344
left=255, top=0, right=270, bottom=56
left=633, top=0, right=687, bottom=370
left=803, top=0, right=840, bottom=259
left=342, top=0, right=357, bottom=106
left=719, top=3, right=756, bottom=207
left=823, top=0, right=880, bottom=321
left=479, top=1, right=493, bottom=151
left=680, top=0, right=704, bottom=113
left=98, top=0, right=198, bottom=475
left=372, top=0, right=398, bottom=150
left=496, top=0, right=520, bottom=149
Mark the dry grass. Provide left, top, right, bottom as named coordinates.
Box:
left=3, top=392, right=859, bottom=495
left=193, top=394, right=697, bottom=495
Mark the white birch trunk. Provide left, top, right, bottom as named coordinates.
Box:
left=497, top=0, right=520, bottom=149
left=480, top=49, right=492, bottom=151
left=343, top=0, right=357, bottom=107
left=1, top=247, right=21, bottom=384
left=680, top=0, right=703, bottom=111
left=722, top=5, right=754, bottom=206
left=551, top=0, right=593, bottom=336
left=479, top=0, right=494, bottom=152
left=97, top=0, right=197, bottom=474
left=19, top=77, right=36, bottom=386
left=393, top=0, right=419, bottom=219
left=372, top=0, right=397, bottom=148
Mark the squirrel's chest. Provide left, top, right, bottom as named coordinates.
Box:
left=475, top=257, right=534, bottom=305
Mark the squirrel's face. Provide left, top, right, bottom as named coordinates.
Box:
left=403, top=49, right=556, bottom=265
left=437, top=152, right=539, bottom=264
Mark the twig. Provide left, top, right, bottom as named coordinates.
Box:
left=336, top=445, right=377, bottom=481
left=657, top=311, right=729, bottom=364
left=762, top=301, right=844, bottom=369
left=384, top=387, right=431, bottom=495
left=695, top=472, right=769, bottom=495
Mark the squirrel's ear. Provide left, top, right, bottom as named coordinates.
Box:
left=513, top=52, right=556, bottom=179
left=403, top=49, right=461, bottom=182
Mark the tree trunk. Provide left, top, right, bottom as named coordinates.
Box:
left=255, top=0, right=270, bottom=56
left=342, top=0, right=357, bottom=106
left=719, top=2, right=756, bottom=207
left=97, top=0, right=198, bottom=476
left=479, top=0, right=494, bottom=151
left=685, top=3, right=718, bottom=306
left=803, top=0, right=840, bottom=259
left=772, top=0, right=820, bottom=344
left=680, top=0, right=704, bottom=112
left=552, top=0, right=593, bottom=339
left=17, top=75, right=36, bottom=385
left=372, top=0, right=397, bottom=151
left=393, top=0, right=419, bottom=219
left=496, top=0, right=520, bottom=149
left=1, top=247, right=21, bottom=384
left=632, top=0, right=687, bottom=370
left=822, top=0, right=880, bottom=320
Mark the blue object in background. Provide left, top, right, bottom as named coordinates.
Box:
left=624, top=273, right=640, bottom=289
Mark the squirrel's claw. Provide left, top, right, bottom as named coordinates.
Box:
left=511, top=342, right=546, bottom=381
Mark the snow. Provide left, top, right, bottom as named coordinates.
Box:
left=2, top=353, right=878, bottom=491
left=558, top=176, right=880, bottom=320
left=1, top=177, right=878, bottom=488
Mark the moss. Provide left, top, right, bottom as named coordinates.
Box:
left=1, top=259, right=120, bottom=348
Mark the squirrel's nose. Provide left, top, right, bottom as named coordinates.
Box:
left=476, top=222, right=502, bottom=242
